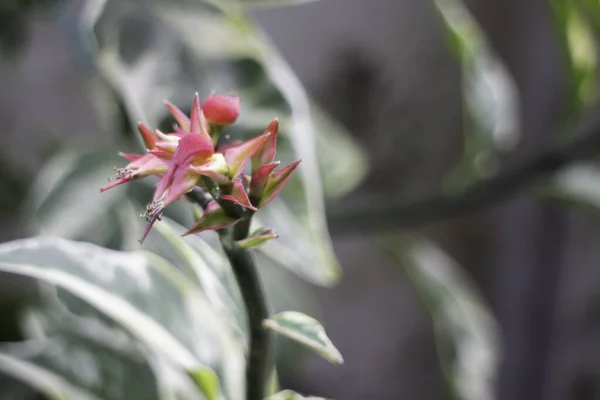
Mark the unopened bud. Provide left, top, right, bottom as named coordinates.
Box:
left=202, top=95, right=241, bottom=126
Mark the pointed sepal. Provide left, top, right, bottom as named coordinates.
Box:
left=189, top=153, right=230, bottom=185
left=235, top=227, right=278, bottom=249
left=137, top=122, right=157, bottom=149
left=190, top=93, right=213, bottom=145
left=184, top=201, right=241, bottom=235
left=221, top=178, right=257, bottom=211
left=259, top=160, right=301, bottom=207
left=152, top=134, right=214, bottom=209
left=251, top=119, right=279, bottom=173
left=172, top=133, right=214, bottom=166
left=149, top=148, right=175, bottom=160
left=119, top=152, right=143, bottom=162
left=249, top=162, right=279, bottom=203
left=155, top=141, right=178, bottom=154
left=100, top=153, right=168, bottom=192
left=224, top=131, right=272, bottom=179
left=163, top=100, right=190, bottom=132
left=154, top=129, right=182, bottom=143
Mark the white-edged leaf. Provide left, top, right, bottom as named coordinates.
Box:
left=384, top=234, right=498, bottom=400
left=0, top=237, right=247, bottom=400
left=0, top=352, right=102, bottom=400
left=265, top=390, right=328, bottom=400
left=435, top=0, right=519, bottom=185
left=23, top=148, right=126, bottom=247
left=146, top=217, right=249, bottom=351
left=254, top=199, right=339, bottom=285
left=0, top=300, right=203, bottom=400
left=263, top=311, right=343, bottom=364
left=537, top=162, right=600, bottom=216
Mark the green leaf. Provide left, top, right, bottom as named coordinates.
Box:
left=81, top=0, right=364, bottom=285
left=263, top=311, right=343, bottom=364
left=254, top=199, right=339, bottom=285
left=265, top=389, right=328, bottom=400
left=22, top=148, right=249, bottom=350
left=22, top=148, right=250, bottom=396
left=0, top=352, right=101, bottom=400
left=550, top=0, right=598, bottom=116
left=0, top=302, right=204, bottom=400
left=145, top=217, right=249, bottom=350
left=23, top=148, right=131, bottom=248
left=2, top=292, right=209, bottom=400
left=383, top=234, right=498, bottom=400
left=0, top=373, right=43, bottom=400
left=235, top=227, right=278, bottom=249
left=0, top=237, right=246, bottom=400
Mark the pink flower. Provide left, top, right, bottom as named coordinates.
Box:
left=100, top=123, right=167, bottom=192
left=247, top=119, right=301, bottom=207
left=100, top=92, right=301, bottom=243
left=140, top=131, right=226, bottom=243
left=100, top=153, right=168, bottom=192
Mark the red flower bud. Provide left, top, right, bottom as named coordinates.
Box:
left=202, top=95, right=240, bottom=125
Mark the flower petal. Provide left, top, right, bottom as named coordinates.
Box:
left=224, top=131, right=272, bottom=179
left=183, top=201, right=241, bottom=235
left=152, top=134, right=213, bottom=207
left=139, top=209, right=162, bottom=244
left=155, top=141, right=179, bottom=154
left=221, top=178, right=257, bottom=211
left=119, top=152, right=143, bottom=162
left=163, top=100, right=190, bottom=132
left=189, top=153, right=230, bottom=185
left=249, top=161, right=280, bottom=203
left=190, top=93, right=213, bottom=145
left=100, top=153, right=168, bottom=192
left=174, top=134, right=214, bottom=165
left=149, top=148, right=175, bottom=160
left=137, top=122, right=157, bottom=149
left=99, top=176, right=131, bottom=192
left=164, top=168, right=199, bottom=206
left=251, top=119, right=279, bottom=173
left=260, top=160, right=301, bottom=207
left=216, top=139, right=243, bottom=154
left=154, top=129, right=182, bottom=143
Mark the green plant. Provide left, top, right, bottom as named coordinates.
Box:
left=0, top=1, right=362, bottom=399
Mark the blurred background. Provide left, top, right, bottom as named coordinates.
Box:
left=2, top=0, right=600, bottom=399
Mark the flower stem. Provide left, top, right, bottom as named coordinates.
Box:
left=188, top=189, right=271, bottom=400
left=222, top=240, right=271, bottom=400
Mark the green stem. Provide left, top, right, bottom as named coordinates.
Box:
left=222, top=240, right=272, bottom=400
left=233, top=211, right=254, bottom=241
left=188, top=188, right=271, bottom=399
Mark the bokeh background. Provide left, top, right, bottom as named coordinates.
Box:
left=2, top=0, right=600, bottom=399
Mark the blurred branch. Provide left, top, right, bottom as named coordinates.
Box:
left=328, top=105, right=600, bottom=234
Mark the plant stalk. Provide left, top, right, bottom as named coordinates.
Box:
left=189, top=188, right=271, bottom=400
left=222, top=233, right=272, bottom=400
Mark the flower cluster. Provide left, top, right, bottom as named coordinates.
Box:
left=100, top=93, right=300, bottom=243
